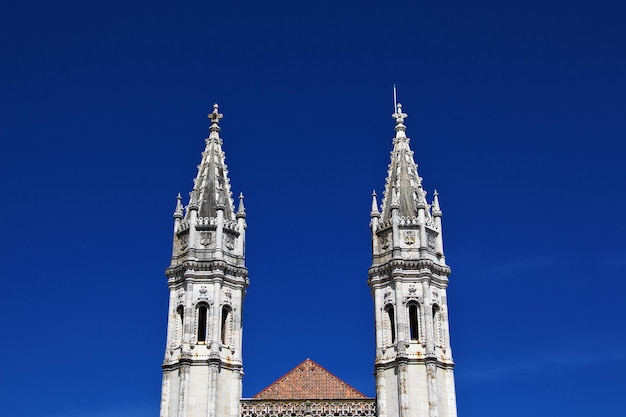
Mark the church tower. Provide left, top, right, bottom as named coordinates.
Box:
left=160, top=104, right=248, bottom=417
left=368, top=103, right=457, bottom=417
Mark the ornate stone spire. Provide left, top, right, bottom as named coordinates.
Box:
left=370, top=190, right=380, bottom=216
left=173, top=193, right=183, bottom=219
left=369, top=99, right=455, bottom=417
left=432, top=189, right=442, bottom=217
left=237, top=192, right=246, bottom=218
left=380, top=103, right=425, bottom=221
left=188, top=103, right=236, bottom=220
left=162, top=104, right=248, bottom=417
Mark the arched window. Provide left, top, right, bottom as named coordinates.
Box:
left=197, top=304, right=208, bottom=343
left=221, top=306, right=233, bottom=346
left=432, top=304, right=442, bottom=346
left=175, top=305, right=184, bottom=346
left=408, top=303, right=419, bottom=341
left=384, top=305, right=396, bottom=345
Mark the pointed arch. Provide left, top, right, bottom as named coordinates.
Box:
left=432, top=304, right=443, bottom=347
left=408, top=302, right=420, bottom=341
left=174, top=305, right=184, bottom=346
left=383, top=304, right=396, bottom=345
left=196, top=303, right=209, bottom=343
left=221, top=305, right=233, bottom=346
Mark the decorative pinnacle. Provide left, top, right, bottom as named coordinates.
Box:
left=392, top=103, right=408, bottom=124
left=433, top=189, right=442, bottom=216
left=237, top=192, right=246, bottom=217
left=391, top=186, right=400, bottom=209
left=392, top=103, right=408, bottom=139
left=371, top=190, right=380, bottom=216
left=174, top=193, right=184, bottom=218
left=189, top=189, right=199, bottom=209
left=208, top=103, right=223, bottom=136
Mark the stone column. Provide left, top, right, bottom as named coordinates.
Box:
left=427, top=362, right=439, bottom=417
left=375, top=366, right=387, bottom=417
left=397, top=360, right=409, bottom=417
left=206, top=362, right=219, bottom=417
left=177, top=363, right=190, bottom=417
left=160, top=370, right=171, bottom=417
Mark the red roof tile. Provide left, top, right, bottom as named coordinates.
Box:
left=253, top=359, right=368, bottom=400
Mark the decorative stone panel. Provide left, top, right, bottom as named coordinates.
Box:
left=240, top=399, right=376, bottom=417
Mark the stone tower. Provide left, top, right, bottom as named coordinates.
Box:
left=368, top=103, right=457, bottom=417
left=160, top=104, right=248, bottom=417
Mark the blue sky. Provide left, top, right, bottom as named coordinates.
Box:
left=1, top=1, right=625, bottom=416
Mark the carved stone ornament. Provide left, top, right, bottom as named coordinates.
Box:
left=408, top=284, right=417, bottom=294
left=381, top=234, right=390, bottom=250
left=404, top=231, right=416, bottom=245
left=384, top=289, right=393, bottom=305
left=199, top=232, right=212, bottom=246
left=224, top=236, right=235, bottom=250
left=178, top=234, right=188, bottom=251
left=427, top=233, right=436, bottom=249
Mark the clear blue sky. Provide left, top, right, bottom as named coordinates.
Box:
left=1, top=1, right=625, bottom=416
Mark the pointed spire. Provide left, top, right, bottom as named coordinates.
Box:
left=186, top=104, right=236, bottom=220
left=380, top=102, right=424, bottom=221
left=237, top=192, right=246, bottom=218
left=174, top=193, right=184, bottom=218
left=432, top=189, right=442, bottom=217
left=370, top=190, right=380, bottom=217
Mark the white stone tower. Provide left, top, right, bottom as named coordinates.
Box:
left=368, top=103, right=457, bottom=417
left=160, top=104, right=248, bottom=417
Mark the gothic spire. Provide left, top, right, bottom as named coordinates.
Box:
left=173, top=193, right=183, bottom=218
left=380, top=102, right=425, bottom=221
left=188, top=103, right=236, bottom=220
left=236, top=192, right=246, bottom=218
left=370, top=190, right=380, bottom=216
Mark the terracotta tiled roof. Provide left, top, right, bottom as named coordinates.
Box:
left=253, top=359, right=368, bottom=400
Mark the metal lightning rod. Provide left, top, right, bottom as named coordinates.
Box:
left=393, top=84, right=398, bottom=112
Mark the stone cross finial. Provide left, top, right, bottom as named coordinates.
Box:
left=392, top=103, right=408, bottom=124
left=208, top=103, right=223, bottom=125
left=237, top=192, right=246, bottom=217
left=208, top=103, right=223, bottom=137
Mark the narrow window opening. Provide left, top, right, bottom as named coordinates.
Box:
left=387, top=306, right=396, bottom=344
left=409, top=304, right=419, bottom=341
left=176, top=305, right=184, bottom=345
left=221, top=306, right=231, bottom=345
left=432, top=305, right=441, bottom=346
left=197, top=305, right=208, bottom=343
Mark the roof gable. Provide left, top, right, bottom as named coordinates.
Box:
left=253, top=359, right=368, bottom=400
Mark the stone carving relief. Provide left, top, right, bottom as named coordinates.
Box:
left=384, top=289, right=393, bottom=305
left=380, top=234, right=390, bottom=250
left=404, top=231, right=416, bottom=245
left=199, top=232, right=212, bottom=246
left=241, top=400, right=376, bottom=417
left=177, top=233, right=188, bottom=252
left=222, top=290, right=232, bottom=305
left=427, top=233, right=436, bottom=250
left=224, top=235, right=235, bottom=250
left=404, top=284, right=423, bottom=305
